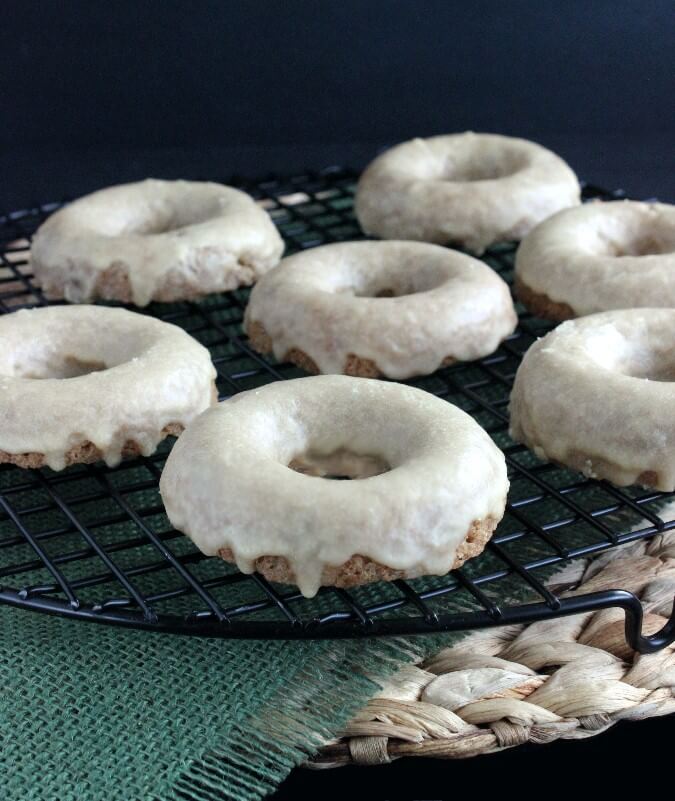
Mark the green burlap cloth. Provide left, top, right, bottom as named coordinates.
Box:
left=0, top=570, right=465, bottom=801
left=0, top=603, right=424, bottom=800
left=0, top=457, right=652, bottom=801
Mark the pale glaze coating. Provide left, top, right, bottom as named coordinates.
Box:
left=0, top=306, right=217, bottom=470
left=515, top=201, right=675, bottom=317
left=244, top=241, right=517, bottom=379
left=160, top=375, right=509, bottom=597
left=31, top=179, right=285, bottom=307
left=355, top=133, right=580, bottom=254
left=510, top=309, right=675, bottom=490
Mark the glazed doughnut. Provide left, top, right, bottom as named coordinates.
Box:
left=244, top=241, right=517, bottom=379
left=515, top=201, right=675, bottom=320
left=509, top=309, right=675, bottom=490
left=160, top=375, right=508, bottom=597
left=355, top=133, right=580, bottom=254
left=31, top=179, right=284, bottom=307
left=0, top=306, right=217, bottom=470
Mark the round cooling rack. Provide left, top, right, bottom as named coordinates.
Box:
left=1, top=168, right=675, bottom=653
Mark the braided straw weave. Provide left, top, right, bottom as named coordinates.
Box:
left=311, top=526, right=675, bottom=767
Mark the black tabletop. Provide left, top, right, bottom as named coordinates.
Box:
left=271, top=715, right=671, bottom=799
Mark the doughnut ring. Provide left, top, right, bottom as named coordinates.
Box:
left=244, top=241, right=517, bottom=379
left=355, top=132, right=580, bottom=254
left=160, top=375, right=509, bottom=597
left=31, top=179, right=285, bottom=307
left=515, top=201, right=675, bottom=320
left=0, top=305, right=217, bottom=470
left=509, top=309, right=675, bottom=490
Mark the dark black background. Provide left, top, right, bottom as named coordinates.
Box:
left=2, top=2, right=673, bottom=797
left=4, top=0, right=674, bottom=147
left=1, top=0, right=674, bottom=207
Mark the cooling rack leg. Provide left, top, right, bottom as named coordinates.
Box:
left=620, top=591, right=675, bottom=654
left=530, top=591, right=675, bottom=656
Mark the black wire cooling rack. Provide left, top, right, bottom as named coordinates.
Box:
left=1, top=167, right=675, bottom=653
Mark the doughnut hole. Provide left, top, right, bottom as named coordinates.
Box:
left=583, top=215, right=675, bottom=258
left=440, top=154, right=528, bottom=182
left=289, top=449, right=390, bottom=480
left=582, top=323, right=675, bottom=382
left=401, top=139, right=530, bottom=184
left=18, top=355, right=108, bottom=380
left=281, top=409, right=399, bottom=480
left=622, top=357, right=675, bottom=382
left=74, top=187, right=227, bottom=237
left=338, top=255, right=452, bottom=299
left=350, top=279, right=426, bottom=299
left=606, top=235, right=675, bottom=257
left=0, top=330, right=149, bottom=380
left=430, top=140, right=530, bottom=183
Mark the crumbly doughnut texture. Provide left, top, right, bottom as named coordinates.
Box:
left=355, top=132, right=580, bottom=254
left=160, top=375, right=509, bottom=597
left=0, top=305, right=217, bottom=470
left=247, top=320, right=456, bottom=378
left=514, top=276, right=575, bottom=322
left=31, top=179, right=285, bottom=307
left=509, top=309, right=675, bottom=490
left=0, top=423, right=184, bottom=470
left=515, top=200, right=675, bottom=319
left=217, top=517, right=498, bottom=589
left=244, top=241, right=517, bottom=379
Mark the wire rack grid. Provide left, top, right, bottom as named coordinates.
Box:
left=1, top=167, right=674, bottom=653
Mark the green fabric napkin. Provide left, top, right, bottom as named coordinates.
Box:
left=0, top=458, right=648, bottom=800
left=0, top=604, right=426, bottom=800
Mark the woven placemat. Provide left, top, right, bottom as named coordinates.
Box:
left=311, top=526, right=675, bottom=767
